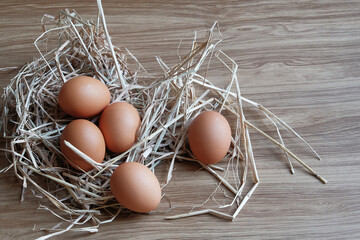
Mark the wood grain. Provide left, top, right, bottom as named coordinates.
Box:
left=1, top=0, right=360, bottom=239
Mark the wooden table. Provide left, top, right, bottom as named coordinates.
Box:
left=1, top=1, right=359, bottom=239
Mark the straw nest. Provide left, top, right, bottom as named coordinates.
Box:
left=0, top=1, right=326, bottom=238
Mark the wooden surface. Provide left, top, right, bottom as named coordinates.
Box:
left=1, top=0, right=360, bottom=239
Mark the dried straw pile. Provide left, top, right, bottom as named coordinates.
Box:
left=0, top=1, right=326, bottom=238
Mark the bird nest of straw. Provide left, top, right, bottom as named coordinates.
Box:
left=0, top=2, right=326, bottom=238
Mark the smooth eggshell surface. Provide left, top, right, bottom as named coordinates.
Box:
left=58, top=76, right=111, bottom=118
left=110, top=162, right=161, bottom=213
left=188, top=111, right=231, bottom=165
left=99, top=102, right=141, bottom=153
left=60, top=119, right=106, bottom=171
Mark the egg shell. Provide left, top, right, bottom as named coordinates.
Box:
left=58, top=76, right=111, bottom=118
left=60, top=119, right=105, bottom=171
left=188, top=111, right=231, bottom=165
left=110, top=162, right=161, bottom=213
left=99, top=102, right=141, bottom=153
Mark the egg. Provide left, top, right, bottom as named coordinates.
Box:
left=110, top=162, right=161, bottom=213
left=99, top=102, right=141, bottom=153
left=58, top=76, right=111, bottom=118
left=188, top=111, right=231, bottom=165
left=60, top=119, right=106, bottom=171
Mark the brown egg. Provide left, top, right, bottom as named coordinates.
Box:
left=110, top=162, right=161, bottom=213
left=99, top=102, right=141, bottom=153
left=188, top=111, right=231, bottom=165
left=60, top=119, right=105, bottom=171
left=58, top=76, right=111, bottom=118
